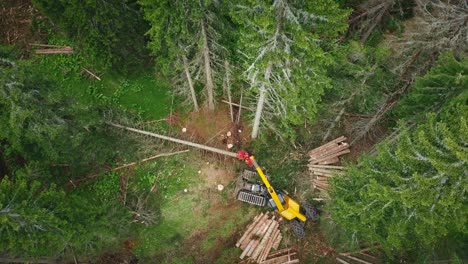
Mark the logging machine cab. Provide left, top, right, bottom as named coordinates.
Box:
left=236, top=151, right=318, bottom=237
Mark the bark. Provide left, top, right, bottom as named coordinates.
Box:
left=224, top=60, right=234, bottom=122
left=251, top=64, right=273, bottom=139
left=201, top=21, right=215, bottom=110
left=108, top=123, right=238, bottom=158
left=182, top=55, right=199, bottom=111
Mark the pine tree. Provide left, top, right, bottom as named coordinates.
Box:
left=395, top=52, right=468, bottom=120
left=32, top=0, right=149, bottom=71
left=329, top=92, right=468, bottom=253
left=233, top=0, right=350, bottom=139
left=140, top=0, right=231, bottom=111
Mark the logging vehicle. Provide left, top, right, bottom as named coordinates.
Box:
left=109, top=123, right=318, bottom=237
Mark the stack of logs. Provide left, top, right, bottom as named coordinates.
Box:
left=236, top=212, right=283, bottom=263
left=337, top=245, right=382, bottom=264
left=31, top=43, right=74, bottom=54
left=308, top=136, right=350, bottom=192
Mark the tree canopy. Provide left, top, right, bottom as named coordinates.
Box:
left=329, top=92, right=468, bottom=254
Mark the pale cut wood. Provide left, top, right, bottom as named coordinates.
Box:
left=314, top=185, right=328, bottom=192
left=310, top=143, right=348, bottom=161
left=252, top=219, right=276, bottom=259
left=35, top=47, right=73, bottom=54
left=272, top=234, right=282, bottom=250
left=309, top=145, right=349, bottom=164
left=242, top=216, right=268, bottom=249
left=309, top=164, right=344, bottom=170
left=314, top=150, right=350, bottom=164
left=313, top=172, right=335, bottom=178
left=246, top=240, right=259, bottom=257
left=318, top=157, right=340, bottom=165
left=82, top=68, right=101, bottom=81
left=259, top=227, right=280, bottom=262
left=257, top=224, right=279, bottom=262
left=308, top=136, right=346, bottom=155
left=310, top=143, right=349, bottom=162
left=240, top=214, right=269, bottom=249
left=240, top=240, right=254, bottom=259
left=309, top=143, right=339, bottom=159
left=30, top=43, right=66, bottom=48
left=236, top=213, right=264, bottom=247
left=340, top=254, right=373, bottom=264
left=308, top=137, right=346, bottom=156
left=108, top=123, right=238, bottom=158
left=336, top=258, right=351, bottom=264
left=357, top=251, right=376, bottom=259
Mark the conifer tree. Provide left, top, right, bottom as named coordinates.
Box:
left=329, top=93, right=468, bottom=253
left=140, top=0, right=230, bottom=110
left=233, top=0, right=349, bottom=139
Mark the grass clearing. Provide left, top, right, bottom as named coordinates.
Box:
left=35, top=52, right=171, bottom=120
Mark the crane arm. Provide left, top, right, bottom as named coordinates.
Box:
left=237, top=151, right=285, bottom=212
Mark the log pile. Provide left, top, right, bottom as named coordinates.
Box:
left=31, top=44, right=74, bottom=54
left=259, top=247, right=299, bottom=264
left=336, top=246, right=382, bottom=264
left=308, top=136, right=350, bottom=192
left=236, top=212, right=284, bottom=263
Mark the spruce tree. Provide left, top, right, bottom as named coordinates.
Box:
left=329, top=92, right=468, bottom=254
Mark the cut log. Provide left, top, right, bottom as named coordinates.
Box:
left=35, top=47, right=73, bottom=54
left=259, top=227, right=280, bottom=262
left=272, top=234, right=282, bottom=250
left=108, top=123, right=238, bottom=158
left=339, top=254, right=373, bottom=264
left=313, top=149, right=350, bottom=164
left=246, top=240, right=259, bottom=257
left=240, top=213, right=269, bottom=249
left=308, top=136, right=346, bottom=156
left=316, top=157, right=340, bottom=165
left=236, top=213, right=264, bottom=247
left=309, top=164, right=344, bottom=170
left=82, top=68, right=101, bottom=81
left=240, top=240, right=254, bottom=259
left=310, top=143, right=349, bottom=162
left=309, top=143, right=339, bottom=159
left=336, top=258, right=351, bottom=264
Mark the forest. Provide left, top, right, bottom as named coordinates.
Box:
left=0, top=0, right=466, bottom=263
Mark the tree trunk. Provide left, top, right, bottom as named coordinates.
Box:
left=251, top=64, right=272, bottom=139
left=201, top=21, right=215, bottom=110
left=224, top=60, right=234, bottom=122
left=182, top=55, right=199, bottom=111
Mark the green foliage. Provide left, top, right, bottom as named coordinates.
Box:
left=234, top=0, right=351, bottom=139
left=0, top=56, right=124, bottom=180
left=32, top=0, right=149, bottom=71
left=329, top=93, right=468, bottom=257
left=394, top=52, right=468, bottom=120
left=0, top=174, right=129, bottom=258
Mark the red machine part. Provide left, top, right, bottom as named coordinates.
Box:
left=237, top=150, right=253, bottom=167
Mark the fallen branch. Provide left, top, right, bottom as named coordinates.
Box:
left=68, top=150, right=189, bottom=187
left=82, top=68, right=101, bottom=81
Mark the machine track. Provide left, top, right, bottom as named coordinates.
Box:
left=236, top=190, right=267, bottom=207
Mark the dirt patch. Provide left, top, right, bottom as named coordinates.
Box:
left=177, top=105, right=252, bottom=152
left=200, top=162, right=236, bottom=187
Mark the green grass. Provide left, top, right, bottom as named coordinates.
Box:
left=35, top=51, right=171, bottom=120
